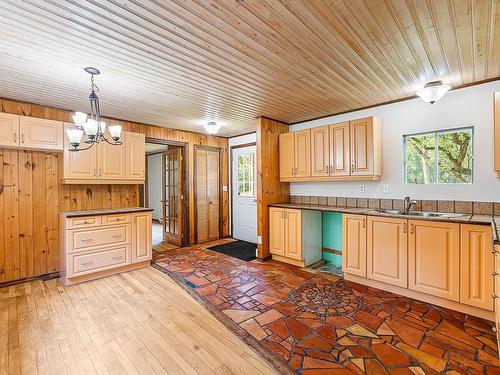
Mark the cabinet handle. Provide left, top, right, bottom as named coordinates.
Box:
left=13, top=133, right=17, bottom=143
left=99, top=169, right=102, bottom=177
left=110, top=218, right=123, bottom=222
left=492, top=271, right=499, bottom=277
left=21, top=134, right=25, bottom=143
left=362, top=218, right=366, bottom=228
left=493, top=293, right=499, bottom=299
left=493, top=247, right=499, bottom=254
left=81, top=238, right=93, bottom=243
left=351, top=163, right=355, bottom=173
left=82, top=261, right=94, bottom=266
left=410, top=224, right=414, bottom=234
left=94, top=169, right=97, bottom=177
left=112, top=235, right=122, bottom=238
left=112, top=256, right=123, bottom=260
left=402, top=223, right=407, bottom=233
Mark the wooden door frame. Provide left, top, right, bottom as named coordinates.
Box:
left=143, top=137, right=190, bottom=247
left=230, top=142, right=256, bottom=237
left=194, top=145, right=223, bottom=244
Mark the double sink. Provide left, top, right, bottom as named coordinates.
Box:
left=374, top=208, right=467, bottom=218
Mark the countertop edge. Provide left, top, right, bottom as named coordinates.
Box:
left=59, top=207, right=154, bottom=218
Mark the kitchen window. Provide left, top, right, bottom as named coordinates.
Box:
left=403, top=127, right=473, bottom=184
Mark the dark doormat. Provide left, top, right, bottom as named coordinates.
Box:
left=207, top=240, right=257, bottom=262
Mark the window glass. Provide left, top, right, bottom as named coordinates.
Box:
left=404, top=127, right=473, bottom=184
left=237, top=153, right=255, bottom=196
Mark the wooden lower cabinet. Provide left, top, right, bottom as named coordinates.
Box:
left=342, top=214, right=367, bottom=277
left=494, top=248, right=500, bottom=352
left=367, top=216, right=407, bottom=287
left=60, top=210, right=152, bottom=285
left=408, top=220, right=460, bottom=302
left=460, top=224, right=493, bottom=310
left=269, top=207, right=321, bottom=267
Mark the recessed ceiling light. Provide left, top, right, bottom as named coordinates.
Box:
left=416, top=80, right=451, bottom=104
left=204, top=121, right=221, bottom=135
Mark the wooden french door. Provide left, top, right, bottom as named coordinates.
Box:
left=195, top=146, right=221, bottom=243
left=162, top=147, right=184, bottom=246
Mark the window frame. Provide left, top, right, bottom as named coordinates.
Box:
left=403, top=126, right=474, bottom=185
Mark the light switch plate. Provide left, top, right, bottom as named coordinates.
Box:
left=359, top=184, right=365, bottom=193
left=257, top=236, right=262, bottom=245
left=383, top=184, right=389, bottom=194
left=222, top=185, right=228, bottom=192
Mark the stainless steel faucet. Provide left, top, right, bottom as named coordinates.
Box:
left=404, top=196, right=418, bottom=213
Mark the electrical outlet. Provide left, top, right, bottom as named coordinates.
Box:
left=359, top=184, right=365, bottom=193
left=257, top=236, right=262, bottom=245
left=383, top=184, right=389, bottom=194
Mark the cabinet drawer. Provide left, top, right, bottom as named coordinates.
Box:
left=67, top=216, right=101, bottom=229
left=70, top=246, right=130, bottom=276
left=70, top=225, right=131, bottom=253
left=102, top=214, right=131, bottom=226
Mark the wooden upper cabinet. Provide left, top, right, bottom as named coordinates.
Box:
left=350, top=117, right=382, bottom=176
left=460, top=224, right=493, bottom=311
left=125, top=132, right=145, bottom=180
left=285, top=209, right=302, bottom=260
left=311, top=126, right=329, bottom=176
left=98, top=134, right=126, bottom=180
left=408, top=220, right=460, bottom=302
left=63, top=123, right=98, bottom=180
left=367, top=216, right=408, bottom=288
left=19, top=117, right=63, bottom=151
left=0, top=113, right=19, bottom=147
left=279, top=132, right=294, bottom=179
left=342, top=214, right=367, bottom=277
left=494, top=92, right=500, bottom=175
left=330, top=122, right=350, bottom=176
left=294, top=129, right=311, bottom=177
left=269, top=207, right=285, bottom=256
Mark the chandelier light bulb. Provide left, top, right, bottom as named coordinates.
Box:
left=83, top=119, right=98, bottom=137
left=108, top=125, right=122, bottom=141
left=72, top=112, right=88, bottom=129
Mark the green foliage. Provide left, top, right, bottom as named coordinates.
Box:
left=237, top=153, right=255, bottom=196
left=405, top=128, right=472, bottom=184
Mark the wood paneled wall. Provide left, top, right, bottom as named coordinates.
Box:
left=0, top=98, right=228, bottom=283
left=256, top=117, right=290, bottom=259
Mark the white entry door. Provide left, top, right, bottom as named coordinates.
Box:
left=232, top=145, right=257, bottom=243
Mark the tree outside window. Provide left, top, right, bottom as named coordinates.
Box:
left=404, top=127, right=473, bottom=184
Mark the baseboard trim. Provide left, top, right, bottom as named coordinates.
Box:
left=0, top=272, right=59, bottom=287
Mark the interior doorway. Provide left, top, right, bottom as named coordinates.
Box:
left=143, top=139, right=188, bottom=248
left=231, top=144, right=257, bottom=243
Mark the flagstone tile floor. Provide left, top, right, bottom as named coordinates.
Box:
left=153, top=239, right=499, bottom=374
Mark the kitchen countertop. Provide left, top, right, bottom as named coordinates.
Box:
left=269, top=203, right=500, bottom=244
left=59, top=207, right=154, bottom=218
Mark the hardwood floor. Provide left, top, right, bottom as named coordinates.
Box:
left=0, top=267, right=277, bottom=375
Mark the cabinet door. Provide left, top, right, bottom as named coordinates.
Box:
left=329, top=122, right=350, bottom=176
left=63, top=123, right=98, bottom=180
left=132, top=212, right=152, bottom=263
left=311, top=126, right=329, bottom=177
left=279, top=132, right=294, bottom=179
left=367, top=216, right=407, bottom=287
left=408, top=220, right=460, bottom=301
left=494, top=250, right=500, bottom=353
left=342, top=214, right=367, bottom=277
left=98, top=131, right=126, bottom=180
left=494, top=92, right=500, bottom=173
left=285, top=209, right=302, bottom=260
left=125, top=132, right=145, bottom=180
left=19, top=116, right=63, bottom=151
left=294, top=129, right=311, bottom=177
left=460, top=224, right=493, bottom=310
left=269, top=207, right=285, bottom=256
left=350, top=117, right=374, bottom=176
left=0, top=113, right=19, bottom=147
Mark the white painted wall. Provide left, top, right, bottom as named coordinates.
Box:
left=228, top=133, right=257, bottom=233
left=290, top=80, right=500, bottom=202
left=147, top=153, right=163, bottom=220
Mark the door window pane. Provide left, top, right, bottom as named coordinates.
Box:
left=237, top=153, right=255, bottom=196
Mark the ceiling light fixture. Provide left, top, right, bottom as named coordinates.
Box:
left=416, top=80, right=451, bottom=104
left=66, top=67, right=123, bottom=151
left=204, top=121, right=221, bottom=135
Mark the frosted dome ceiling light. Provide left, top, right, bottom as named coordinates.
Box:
left=416, top=80, right=451, bottom=104
left=204, top=121, right=221, bottom=135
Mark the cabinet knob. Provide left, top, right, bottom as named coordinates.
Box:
left=402, top=223, right=407, bottom=233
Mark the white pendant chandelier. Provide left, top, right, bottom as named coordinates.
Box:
left=66, top=67, right=123, bottom=151
left=204, top=121, right=221, bottom=135
left=416, top=80, right=451, bottom=105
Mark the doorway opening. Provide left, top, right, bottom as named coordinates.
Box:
left=142, top=138, right=189, bottom=251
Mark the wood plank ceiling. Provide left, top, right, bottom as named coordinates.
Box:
left=0, top=0, right=499, bottom=137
